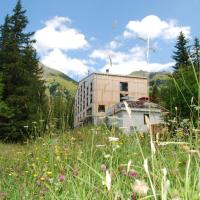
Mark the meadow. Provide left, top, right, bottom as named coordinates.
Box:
left=0, top=125, right=200, bottom=200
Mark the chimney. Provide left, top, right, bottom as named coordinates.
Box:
left=106, top=69, right=109, bottom=73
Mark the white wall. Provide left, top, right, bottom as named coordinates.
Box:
left=108, top=109, right=162, bottom=133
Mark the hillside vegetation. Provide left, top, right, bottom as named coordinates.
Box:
left=41, top=63, right=77, bottom=94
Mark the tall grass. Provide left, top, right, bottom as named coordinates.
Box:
left=0, top=124, right=200, bottom=199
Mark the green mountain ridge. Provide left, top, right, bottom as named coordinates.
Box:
left=39, top=63, right=78, bottom=93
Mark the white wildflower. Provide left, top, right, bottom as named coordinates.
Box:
left=108, top=137, right=119, bottom=142
left=144, top=159, right=148, bottom=174
left=127, top=160, right=132, bottom=173
left=104, top=154, right=111, bottom=159
left=132, top=179, right=149, bottom=196
left=96, top=144, right=106, bottom=148
left=106, top=170, right=111, bottom=191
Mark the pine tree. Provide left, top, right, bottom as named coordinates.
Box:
left=0, top=0, right=46, bottom=141
left=172, top=32, right=190, bottom=71
left=191, top=37, right=200, bottom=71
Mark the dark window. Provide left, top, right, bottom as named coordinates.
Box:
left=120, top=82, right=128, bottom=91
left=144, top=114, right=149, bottom=125
left=90, top=94, right=93, bottom=103
left=98, top=105, right=105, bottom=112
left=120, top=93, right=128, bottom=102
left=90, top=82, right=93, bottom=92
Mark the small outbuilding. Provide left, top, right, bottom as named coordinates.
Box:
left=106, top=100, right=163, bottom=133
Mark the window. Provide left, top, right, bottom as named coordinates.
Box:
left=144, top=114, right=149, bottom=125
left=90, top=82, right=93, bottom=92
left=120, top=82, right=128, bottom=91
left=98, top=105, right=105, bottom=112
left=90, top=94, right=93, bottom=103
left=120, top=93, right=128, bottom=102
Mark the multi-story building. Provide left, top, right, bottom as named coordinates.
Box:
left=74, top=72, right=148, bottom=127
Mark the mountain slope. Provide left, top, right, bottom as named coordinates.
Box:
left=40, top=63, right=77, bottom=93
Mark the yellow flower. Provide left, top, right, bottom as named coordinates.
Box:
left=47, top=171, right=52, bottom=176
left=40, top=176, right=45, bottom=181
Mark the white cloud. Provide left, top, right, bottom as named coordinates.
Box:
left=34, top=16, right=88, bottom=53
left=41, top=48, right=90, bottom=77
left=90, top=47, right=174, bottom=74
left=34, top=16, right=91, bottom=78
left=124, top=15, right=191, bottom=40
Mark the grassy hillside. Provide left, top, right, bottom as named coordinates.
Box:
left=40, top=63, right=77, bottom=94
left=130, top=70, right=171, bottom=89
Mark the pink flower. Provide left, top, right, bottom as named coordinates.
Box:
left=129, top=170, right=137, bottom=178
left=59, top=174, right=65, bottom=182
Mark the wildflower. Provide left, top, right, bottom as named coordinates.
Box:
left=59, top=174, right=65, bottom=182
left=106, top=170, right=111, bottom=191
left=104, top=154, right=111, bottom=159
left=132, top=179, right=149, bottom=196
left=100, top=164, right=107, bottom=172
left=129, top=170, right=137, bottom=178
left=143, top=159, right=148, bottom=174
left=108, top=137, right=119, bottom=142
left=96, top=144, right=106, bottom=148
left=47, top=171, right=52, bottom=176
left=40, top=176, right=45, bottom=181
left=127, top=160, right=132, bottom=173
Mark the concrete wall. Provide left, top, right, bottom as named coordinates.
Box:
left=107, top=109, right=162, bottom=133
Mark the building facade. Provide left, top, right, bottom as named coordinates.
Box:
left=106, top=101, right=163, bottom=133
left=74, top=72, right=148, bottom=127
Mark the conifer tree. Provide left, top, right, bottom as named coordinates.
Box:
left=191, top=37, right=200, bottom=71
left=172, top=32, right=190, bottom=71
left=0, top=0, right=46, bottom=140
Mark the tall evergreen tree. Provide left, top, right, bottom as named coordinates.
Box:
left=191, top=37, right=200, bottom=71
left=172, top=32, right=190, bottom=71
left=0, top=0, right=46, bottom=140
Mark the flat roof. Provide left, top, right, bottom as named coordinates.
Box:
left=79, top=72, right=147, bottom=83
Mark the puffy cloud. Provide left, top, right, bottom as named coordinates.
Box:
left=34, top=16, right=88, bottom=53
left=90, top=47, right=174, bottom=74
left=124, top=15, right=191, bottom=40
left=41, top=48, right=90, bottom=77
left=34, top=16, right=91, bottom=78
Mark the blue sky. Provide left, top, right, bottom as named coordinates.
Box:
left=1, top=0, right=200, bottom=80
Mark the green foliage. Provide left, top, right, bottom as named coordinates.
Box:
left=159, top=32, right=200, bottom=127
left=46, top=81, right=75, bottom=132
left=172, top=31, right=190, bottom=71
left=0, top=0, right=46, bottom=141
left=41, top=63, right=77, bottom=94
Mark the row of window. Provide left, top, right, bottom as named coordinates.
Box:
left=76, top=81, right=93, bottom=113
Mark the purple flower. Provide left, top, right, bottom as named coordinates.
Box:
left=129, top=170, right=137, bottom=178
left=59, top=174, right=65, bottom=182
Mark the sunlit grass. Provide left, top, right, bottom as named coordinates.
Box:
left=0, top=126, right=200, bottom=199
